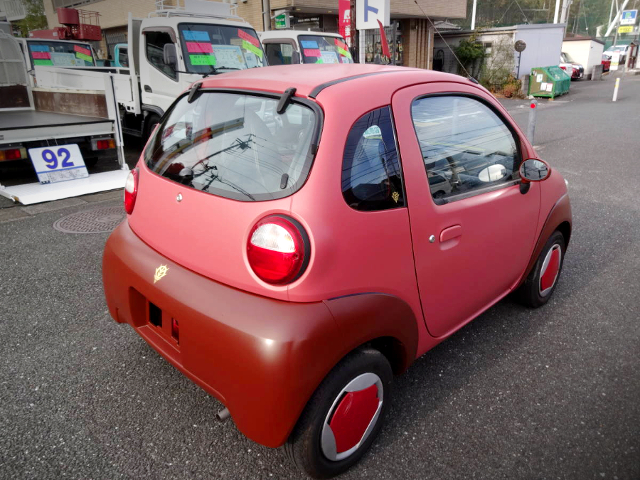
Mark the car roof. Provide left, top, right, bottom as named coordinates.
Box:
left=197, top=64, right=476, bottom=99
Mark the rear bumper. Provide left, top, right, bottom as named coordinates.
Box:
left=102, top=221, right=342, bottom=447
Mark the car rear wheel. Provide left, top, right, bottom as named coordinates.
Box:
left=517, top=230, right=566, bottom=308
left=284, top=348, right=392, bottom=479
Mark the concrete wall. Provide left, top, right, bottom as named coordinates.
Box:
left=514, top=24, right=566, bottom=77
left=562, top=39, right=604, bottom=75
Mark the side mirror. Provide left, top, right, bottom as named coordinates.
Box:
left=519, top=158, right=550, bottom=182
left=291, top=51, right=301, bottom=64
left=163, top=43, right=177, bottom=69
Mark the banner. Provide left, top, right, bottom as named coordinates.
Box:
left=339, top=0, right=352, bottom=47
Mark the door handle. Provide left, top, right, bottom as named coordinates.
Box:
left=144, top=85, right=152, bottom=93
left=440, top=225, right=462, bottom=243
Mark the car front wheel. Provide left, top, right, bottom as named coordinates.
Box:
left=517, top=230, right=566, bottom=308
left=284, top=348, right=393, bottom=479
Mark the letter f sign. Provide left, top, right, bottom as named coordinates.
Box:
left=364, top=0, right=378, bottom=22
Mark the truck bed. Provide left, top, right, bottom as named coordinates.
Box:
left=0, top=110, right=114, bottom=144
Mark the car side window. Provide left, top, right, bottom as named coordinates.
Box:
left=145, top=31, right=177, bottom=80
left=265, top=43, right=295, bottom=65
left=342, top=106, right=405, bottom=211
left=411, top=96, right=520, bottom=204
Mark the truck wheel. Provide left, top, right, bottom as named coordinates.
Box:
left=516, top=230, right=566, bottom=308
left=284, top=348, right=392, bottom=479
left=144, top=114, right=161, bottom=142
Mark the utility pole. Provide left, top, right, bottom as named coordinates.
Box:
left=554, top=0, right=561, bottom=23
left=471, top=0, right=478, bottom=30
left=560, top=0, right=572, bottom=24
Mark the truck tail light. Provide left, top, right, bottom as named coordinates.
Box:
left=91, top=138, right=116, bottom=150
left=247, top=215, right=310, bottom=285
left=0, top=147, right=27, bottom=161
left=124, top=168, right=138, bottom=215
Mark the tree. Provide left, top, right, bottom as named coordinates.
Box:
left=15, top=0, right=48, bottom=38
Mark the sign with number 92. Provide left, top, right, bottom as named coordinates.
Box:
left=28, top=144, right=89, bottom=184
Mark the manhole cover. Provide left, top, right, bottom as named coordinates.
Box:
left=53, top=206, right=126, bottom=234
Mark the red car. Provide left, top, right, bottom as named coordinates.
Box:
left=103, top=64, right=571, bottom=478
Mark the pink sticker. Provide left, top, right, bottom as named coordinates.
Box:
left=186, top=42, right=213, bottom=53
left=73, top=45, right=91, bottom=56
left=237, top=29, right=259, bottom=48
left=304, top=49, right=321, bottom=57
left=32, top=51, right=51, bottom=59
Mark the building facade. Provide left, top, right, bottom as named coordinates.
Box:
left=43, top=0, right=465, bottom=68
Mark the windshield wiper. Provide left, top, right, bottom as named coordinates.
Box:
left=216, top=66, right=241, bottom=71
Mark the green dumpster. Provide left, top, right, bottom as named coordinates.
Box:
left=528, top=66, right=571, bottom=98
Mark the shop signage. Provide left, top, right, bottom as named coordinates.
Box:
left=274, top=10, right=290, bottom=29
left=620, top=10, right=637, bottom=25
left=339, top=0, right=352, bottom=46
left=617, top=25, right=633, bottom=33
left=356, top=0, right=390, bottom=30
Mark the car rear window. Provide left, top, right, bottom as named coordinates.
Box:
left=144, top=91, right=319, bottom=201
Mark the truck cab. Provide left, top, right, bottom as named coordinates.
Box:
left=259, top=30, right=353, bottom=65
left=124, top=1, right=267, bottom=137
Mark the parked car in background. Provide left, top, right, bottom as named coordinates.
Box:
left=559, top=52, right=584, bottom=79
left=260, top=30, right=353, bottom=65
left=603, top=44, right=630, bottom=64
left=102, top=64, right=572, bottom=479
left=601, top=54, right=611, bottom=72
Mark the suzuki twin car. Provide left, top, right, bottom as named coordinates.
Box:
left=103, top=64, right=571, bottom=478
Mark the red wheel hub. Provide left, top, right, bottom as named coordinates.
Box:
left=540, top=245, right=561, bottom=294
left=329, top=384, right=380, bottom=453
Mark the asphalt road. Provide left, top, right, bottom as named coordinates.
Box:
left=1, top=73, right=639, bottom=480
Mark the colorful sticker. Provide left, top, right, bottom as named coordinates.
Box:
left=182, top=30, right=210, bottom=42
left=189, top=54, right=217, bottom=66
left=315, top=58, right=323, bottom=64
left=242, top=40, right=263, bottom=59
left=237, top=29, right=259, bottom=48
left=334, top=38, right=348, bottom=51
left=320, top=51, right=339, bottom=64
left=304, top=48, right=321, bottom=57
left=32, top=51, right=51, bottom=60
left=33, top=59, right=53, bottom=66
left=29, top=44, right=49, bottom=52
left=337, top=47, right=351, bottom=58
left=75, top=52, right=92, bottom=63
left=73, top=45, right=92, bottom=57
left=186, top=42, right=213, bottom=54
left=300, top=40, right=319, bottom=49
left=213, top=45, right=247, bottom=69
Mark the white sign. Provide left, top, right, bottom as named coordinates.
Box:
left=356, top=0, right=390, bottom=30
left=28, top=144, right=89, bottom=184
left=620, top=9, right=638, bottom=25
left=610, top=51, right=621, bottom=70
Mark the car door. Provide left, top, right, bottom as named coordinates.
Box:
left=262, top=39, right=299, bottom=65
left=140, top=28, right=180, bottom=113
left=392, top=83, right=541, bottom=338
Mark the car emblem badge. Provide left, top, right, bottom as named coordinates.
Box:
left=154, top=265, right=169, bottom=284
left=392, top=192, right=400, bottom=203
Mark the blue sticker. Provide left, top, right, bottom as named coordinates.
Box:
left=182, top=30, right=210, bottom=42
left=29, top=45, right=50, bottom=52
left=300, top=40, right=318, bottom=49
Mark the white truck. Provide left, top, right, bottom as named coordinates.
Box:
left=0, top=31, right=127, bottom=205
left=259, top=30, right=353, bottom=65
left=109, top=0, right=267, bottom=139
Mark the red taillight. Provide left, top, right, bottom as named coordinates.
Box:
left=560, top=65, right=567, bottom=70
left=124, top=168, right=138, bottom=215
left=247, top=215, right=309, bottom=285
left=0, top=148, right=26, bottom=161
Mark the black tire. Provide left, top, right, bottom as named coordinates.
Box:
left=516, top=230, right=566, bottom=308
left=144, top=114, right=161, bottom=142
left=284, top=348, right=393, bottom=479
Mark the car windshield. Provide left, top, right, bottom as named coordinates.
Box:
left=27, top=40, right=95, bottom=66
left=178, top=23, right=267, bottom=74
left=145, top=92, right=318, bottom=201
left=298, top=35, right=353, bottom=64
left=561, top=52, right=575, bottom=63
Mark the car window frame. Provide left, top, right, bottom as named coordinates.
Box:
left=341, top=105, right=407, bottom=212
left=410, top=92, right=525, bottom=205
left=144, top=29, right=178, bottom=81
left=263, top=39, right=298, bottom=65
left=144, top=87, right=324, bottom=202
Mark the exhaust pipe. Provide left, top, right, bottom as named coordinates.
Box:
left=216, top=407, right=230, bottom=422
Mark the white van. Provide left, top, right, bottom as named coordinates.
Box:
left=259, top=30, right=353, bottom=65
